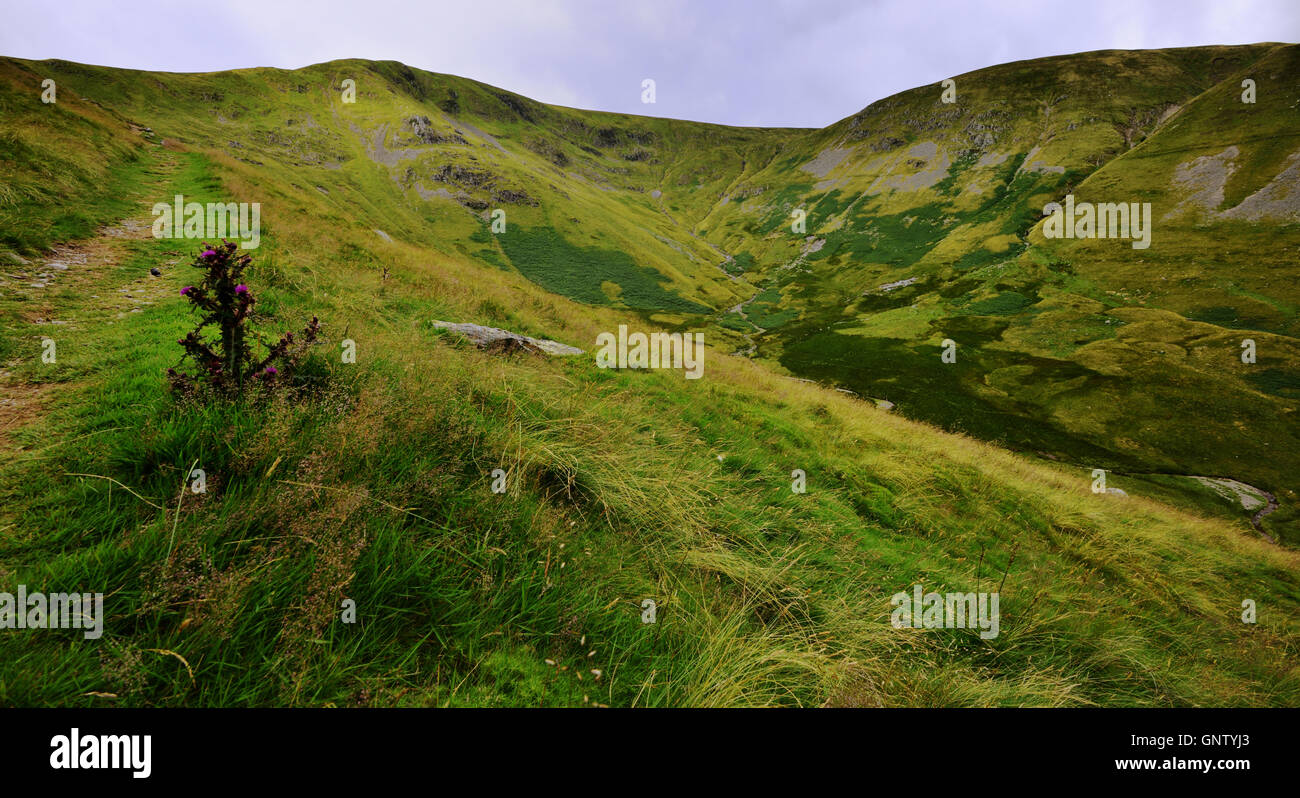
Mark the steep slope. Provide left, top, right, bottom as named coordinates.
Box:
left=681, top=46, right=1300, bottom=540
left=1018, top=44, right=1300, bottom=515
left=686, top=45, right=1300, bottom=540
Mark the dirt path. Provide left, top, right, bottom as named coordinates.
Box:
left=0, top=150, right=179, bottom=454
left=5, top=152, right=180, bottom=327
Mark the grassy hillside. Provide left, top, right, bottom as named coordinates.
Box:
left=1, top=48, right=1298, bottom=707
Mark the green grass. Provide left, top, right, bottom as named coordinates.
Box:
left=496, top=225, right=709, bottom=313
left=1, top=46, right=1298, bottom=708
left=961, top=291, right=1036, bottom=316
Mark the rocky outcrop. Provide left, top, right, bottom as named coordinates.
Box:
left=431, top=321, right=584, bottom=356
left=404, top=115, right=467, bottom=145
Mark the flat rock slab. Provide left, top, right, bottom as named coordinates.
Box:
left=431, top=320, right=584, bottom=355
left=1189, top=476, right=1269, bottom=511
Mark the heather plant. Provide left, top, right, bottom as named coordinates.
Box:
left=166, top=240, right=320, bottom=397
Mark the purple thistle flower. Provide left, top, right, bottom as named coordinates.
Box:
left=181, top=286, right=193, bottom=296
left=235, top=284, right=248, bottom=295
left=201, top=248, right=216, bottom=259
left=264, top=366, right=278, bottom=375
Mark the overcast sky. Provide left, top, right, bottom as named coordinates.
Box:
left=2, top=0, right=1297, bottom=128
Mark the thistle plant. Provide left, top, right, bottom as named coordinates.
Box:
left=166, top=240, right=320, bottom=397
